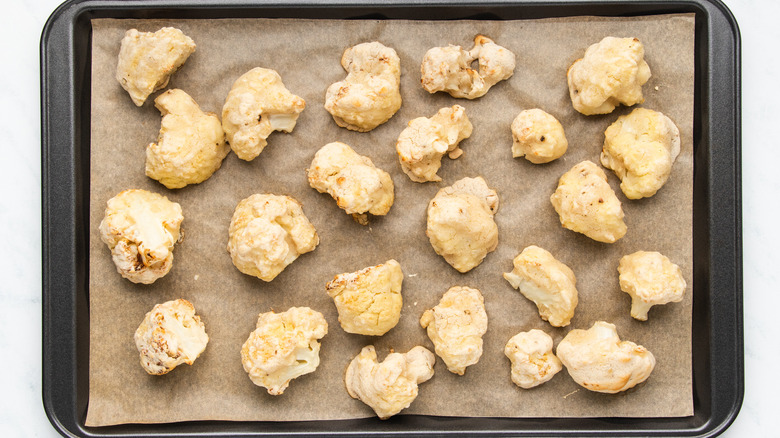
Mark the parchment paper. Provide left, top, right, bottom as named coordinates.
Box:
left=87, top=14, right=695, bottom=426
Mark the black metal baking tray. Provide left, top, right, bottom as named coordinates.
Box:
left=41, top=0, right=743, bottom=436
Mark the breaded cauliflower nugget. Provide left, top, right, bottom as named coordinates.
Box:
left=396, top=105, right=473, bottom=182
left=222, top=67, right=306, bottom=161
left=503, top=246, right=578, bottom=327
left=115, top=27, right=196, bottom=106
left=134, top=299, right=208, bottom=375
left=326, top=260, right=403, bottom=336
left=145, top=89, right=229, bottom=189
left=99, top=189, right=183, bottom=284
left=618, top=251, right=686, bottom=321
left=504, top=329, right=562, bottom=389
left=420, top=286, right=488, bottom=375
left=241, top=307, right=328, bottom=395
left=567, top=36, right=651, bottom=115
left=550, top=161, right=627, bottom=243
left=345, top=345, right=435, bottom=419
left=427, top=176, right=499, bottom=272
left=227, top=194, right=319, bottom=281
left=324, top=42, right=402, bottom=132
left=511, top=109, right=568, bottom=164
left=601, top=108, right=681, bottom=199
left=307, top=142, right=394, bottom=225
left=556, top=321, right=655, bottom=393
left=421, top=35, right=515, bottom=99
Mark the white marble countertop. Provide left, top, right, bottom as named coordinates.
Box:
left=1, top=0, right=775, bottom=435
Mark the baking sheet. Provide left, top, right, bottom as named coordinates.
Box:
left=86, top=14, right=694, bottom=426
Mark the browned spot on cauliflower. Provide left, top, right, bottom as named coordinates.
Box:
left=504, top=329, right=562, bottom=389
left=618, top=251, right=686, bottom=321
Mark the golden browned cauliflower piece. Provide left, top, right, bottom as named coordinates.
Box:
left=222, top=67, right=306, bottom=161
left=145, top=89, right=229, bottom=189
left=307, top=142, right=394, bottom=225
left=427, top=176, right=499, bottom=272
left=396, top=105, right=473, bottom=182
left=503, top=246, right=578, bottom=327
left=511, top=109, right=568, bottom=164
left=227, top=194, right=319, bottom=282
left=345, top=345, right=435, bottom=419
left=115, top=27, right=196, bottom=106
left=618, top=251, right=687, bottom=321
left=134, top=299, right=208, bottom=375
left=98, top=189, right=183, bottom=284
left=504, top=329, right=562, bottom=389
left=324, top=42, right=402, bottom=132
left=420, top=286, right=488, bottom=375
left=567, top=36, right=651, bottom=115
left=601, top=108, right=681, bottom=199
left=421, top=35, right=515, bottom=99
left=550, top=161, right=627, bottom=243
left=241, top=307, right=328, bottom=395
left=326, top=260, right=403, bottom=336
left=556, top=321, right=655, bottom=393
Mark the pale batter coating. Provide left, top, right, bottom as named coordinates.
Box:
left=618, top=251, right=687, bottom=321
left=396, top=105, right=473, bottom=182
left=511, top=109, right=568, bottom=164
left=504, top=329, right=562, bottom=389
left=227, top=194, right=319, bottom=282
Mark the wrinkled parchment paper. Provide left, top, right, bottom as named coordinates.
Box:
left=87, top=14, right=694, bottom=426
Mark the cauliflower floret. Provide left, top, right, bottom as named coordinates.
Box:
left=503, top=246, right=578, bottom=327
left=98, top=189, right=183, bottom=284
left=134, top=299, right=208, bottom=375
left=427, top=176, right=499, bottom=272
left=307, top=142, right=394, bottom=225
left=550, top=161, right=627, bottom=243
left=504, top=329, right=562, bottom=389
left=227, top=194, right=319, bottom=281
left=326, top=260, right=403, bottom=336
left=601, top=108, right=681, bottom=199
left=396, top=105, right=473, bottom=182
left=324, top=42, right=402, bottom=132
left=115, top=27, right=196, bottom=106
left=145, top=89, right=229, bottom=189
left=222, top=67, right=306, bottom=161
left=556, top=321, right=656, bottom=393
left=618, top=251, right=687, bottom=321
left=421, top=35, right=515, bottom=99
left=511, top=109, right=568, bottom=164
left=345, top=345, right=435, bottom=419
left=241, top=307, right=328, bottom=395
left=419, top=286, right=488, bottom=375
left=567, top=36, right=651, bottom=115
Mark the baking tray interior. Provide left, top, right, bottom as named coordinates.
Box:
left=41, top=0, right=742, bottom=436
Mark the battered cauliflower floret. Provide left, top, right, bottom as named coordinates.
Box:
left=601, top=108, right=681, bottom=199
left=324, top=42, right=402, bottom=132
left=307, top=142, right=394, bottom=224
left=115, top=27, right=196, bottom=106
left=421, top=35, right=515, bottom=99
left=227, top=194, right=319, bottom=281
left=134, top=299, right=208, bottom=375
left=504, top=329, right=562, bottom=389
left=419, top=286, right=488, bottom=375
left=98, top=189, right=183, bottom=284
left=241, top=307, right=328, bottom=395
left=396, top=105, right=473, bottom=182
left=145, top=89, right=229, bottom=189
left=567, top=36, right=651, bottom=115
left=618, top=251, right=687, bottom=321
left=556, top=321, right=655, bottom=393
left=345, top=345, right=435, bottom=419
left=550, top=161, right=627, bottom=243
left=511, top=109, right=568, bottom=164
left=326, top=260, right=403, bottom=336
left=222, top=67, right=306, bottom=161
left=427, top=176, right=499, bottom=272
left=503, top=246, right=578, bottom=327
